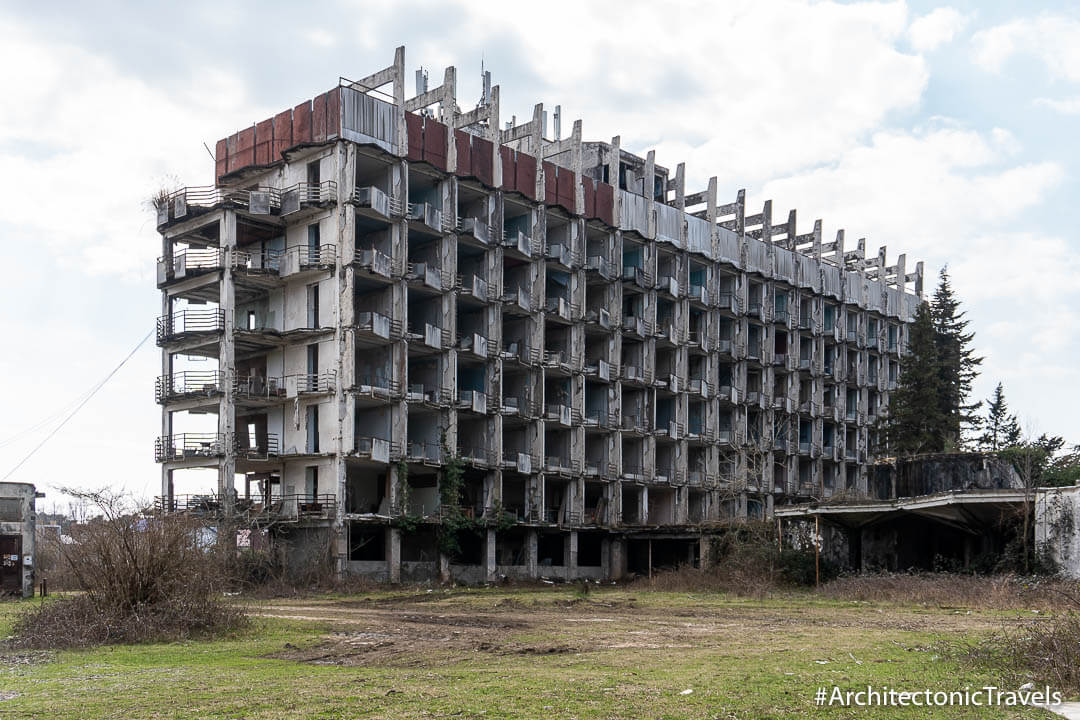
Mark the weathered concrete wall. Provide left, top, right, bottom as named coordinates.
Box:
left=879, top=453, right=1022, bottom=499
left=0, top=482, right=37, bottom=598
left=1036, top=486, right=1080, bottom=577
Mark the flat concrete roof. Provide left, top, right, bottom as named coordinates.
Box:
left=774, top=488, right=1032, bottom=531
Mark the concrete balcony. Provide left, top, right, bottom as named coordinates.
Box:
left=155, top=433, right=226, bottom=462
left=156, top=371, right=223, bottom=404
left=156, top=309, right=224, bottom=346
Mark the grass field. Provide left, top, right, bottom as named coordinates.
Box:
left=0, top=586, right=1059, bottom=719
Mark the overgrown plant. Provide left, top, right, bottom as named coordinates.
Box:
left=436, top=430, right=483, bottom=559
left=9, top=488, right=247, bottom=649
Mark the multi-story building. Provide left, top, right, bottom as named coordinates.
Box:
left=154, top=47, right=922, bottom=582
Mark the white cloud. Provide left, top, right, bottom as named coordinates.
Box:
left=972, top=14, right=1080, bottom=81
left=1034, top=96, right=1080, bottom=115
left=909, top=7, right=969, bottom=52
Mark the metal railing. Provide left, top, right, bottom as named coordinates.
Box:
left=235, top=433, right=280, bottom=459
left=155, top=433, right=226, bottom=462
left=280, top=181, right=338, bottom=214
left=291, top=372, right=336, bottom=394
left=155, top=186, right=281, bottom=227
left=234, top=375, right=285, bottom=400
left=156, top=309, right=225, bottom=344
left=156, top=371, right=223, bottom=403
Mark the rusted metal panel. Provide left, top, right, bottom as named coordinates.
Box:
left=595, top=181, right=615, bottom=226
left=472, top=137, right=493, bottom=187
left=340, top=87, right=396, bottom=152
left=215, top=138, right=228, bottom=181
left=557, top=168, right=576, bottom=213
left=254, top=118, right=273, bottom=166
left=582, top=176, right=595, bottom=218
left=454, top=129, right=472, bottom=177
left=405, top=112, right=424, bottom=162
left=500, top=146, right=515, bottom=191
left=272, top=110, right=292, bottom=157
left=423, top=118, right=447, bottom=170
left=325, top=87, right=341, bottom=139
left=516, top=152, right=537, bottom=200
left=294, top=101, right=312, bottom=144
left=236, top=126, right=256, bottom=169
left=543, top=161, right=558, bottom=204
left=312, top=93, right=327, bottom=143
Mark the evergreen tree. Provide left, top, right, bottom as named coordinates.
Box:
left=883, top=301, right=949, bottom=455
left=979, top=382, right=1022, bottom=451
left=931, top=267, right=984, bottom=448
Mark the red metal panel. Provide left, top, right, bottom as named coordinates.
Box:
left=472, top=137, right=493, bottom=187
left=228, top=126, right=255, bottom=173
left=272, top=110, right=292, bottom=158
left=293, top=101, right=312, bottom=144
left=500, top=146, right=515, bottom=191
left=516, top=152, right=537, bottom=200
left=582, top=176, right=595, bottom=219
left=215, top=138, right=228, bottom=181
left=543, top=161, right=558, bottom=205
left=325, top=87, right=341, bottom=139
left=454, top=129, right=472, bottom=177
left=312, top=93, right=327, bottom=143
left=557, top=169, right=576, bottom=213
left=405, top=112, right=424, bottom=162
left=423, top=118, right=447, bottom=171
left=254, top=118, right=273, bottom=165
left=596, top=181, right=615, bottom=226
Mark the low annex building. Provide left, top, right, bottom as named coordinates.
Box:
left=154, top=47, right=921, bottom=582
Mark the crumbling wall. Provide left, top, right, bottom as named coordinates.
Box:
left=882, top=453, right=1022, bottom=499
left=1036, top=487, right=1080, bottom=577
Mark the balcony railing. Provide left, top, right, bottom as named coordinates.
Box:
left=155, top=433, right=226, bottom=462
left=156, top=309, right=225, bottom=344
left=235, top=433, right=280, bottom=459
left=280, top=181, right=338, bottom=214
left=234, top=375, right=285, bottom=400
left=350, top=185, right=398, bottom=218
left=291, top=372, right=336, bottom=394
left=155, top=186, right=281, bottom=227
left=155, top=371, right=223, bottom=403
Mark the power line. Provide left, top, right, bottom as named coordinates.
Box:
left=1, top=329, right=154, bottom=482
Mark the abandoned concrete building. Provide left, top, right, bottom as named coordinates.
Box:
left=0, top=482, right=39, bottom=598
left=154, top=47, right=923, bottom=581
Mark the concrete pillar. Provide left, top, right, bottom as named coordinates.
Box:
left=526, top=529, right=538, bottom=578
left=699, top=535, right=711, bottom=570
left=486, top=528, right=497, bottom=582
left=387, top=527, right=402, bottom=583
left=567, top=530, right=578, bottom=574
left=218, top=210, right=237, bottom=514
left=609, top=536, right=626, bottom=580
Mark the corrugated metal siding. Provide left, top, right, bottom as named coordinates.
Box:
left=556, top=168, right=576, bottom=213
left=543, top=161, right=558, bottom=204
left=312, top=93, right=327, bottom=143
left=341, top=88, right=397, bottom=154
left=582, top=176, right=595, bottom=218
left=516, top=152, right=537, bottom=200
left=404, top=112, right=423, bottom=162
left=717, top=227, right=740, bottom=266
left=687, top=215, right=711, bottom=257
left=745, top=237, right=768, bottom=274
left=215, top=139, right=228, bottom=180
left=455, top=130, right=472, bottom=177
left=886, top=287, right=901, bottom=318
left=272, top=110, right=292, bottom=158
left=254, top=118, right=273, bottom=166
left=842, top=270, right=861, bottom=305
left=618, top=190, right=650, bottom=237
left=904, top=293, right=920, bottom=321
left=326, top=87, right=340, bottom=139
left=595, top=182, right=614, bottom=226
left=775, top=247, right=795, bottom=283
left=655, top=202, right=683, bottom=248
left=866, top=279, right=884, bottom=312
left=500, top=146, right=515, bottom=192
left=423, top=118, right=447, bottom=171
left=293, top=101, right=312, bottom=144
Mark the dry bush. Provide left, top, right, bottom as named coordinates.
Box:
left=639, top=522, right=823, bottom=597
left=9, top=489, right=246, bottom=649
left=821, top=572, right=1079, bottom=611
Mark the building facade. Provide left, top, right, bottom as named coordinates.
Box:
left=0, top=482, right=39, bottom=598
left=155, top=47, right=922, bottom=581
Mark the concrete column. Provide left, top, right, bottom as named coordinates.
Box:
left=218, top=210, right=237, bottom=514
left=526, top=529, right=538, bottom=578
left=567, top=530, right=578, bottom=574
left=699, top=535, right=711, bottom=570
left=609, top=536, right=625, bottom=580
left=387, top=527, right=402, bottom=583
left=486, top=528, right=497, bottom=582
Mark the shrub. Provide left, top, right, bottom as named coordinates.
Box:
left=9, top=489, right=246, bottom=649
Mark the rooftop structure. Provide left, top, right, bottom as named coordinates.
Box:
left=155, top=46, right=921, bottom=582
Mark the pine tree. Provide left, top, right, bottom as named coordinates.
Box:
left=883, top=301, right=949, bottom=455
left=931, top=267, right=984, bottom=448
left=979, top=382, right=1021, bottom=451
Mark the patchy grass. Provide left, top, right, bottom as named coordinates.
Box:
left=0, top=587, right=1059, bottom=719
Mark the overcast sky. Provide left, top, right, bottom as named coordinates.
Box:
left=1, top=0, right=1077, bottom=509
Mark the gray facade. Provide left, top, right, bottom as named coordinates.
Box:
left=155, top=47, right=921, bottom=582
left=0, top=482, right=38, bottom=598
